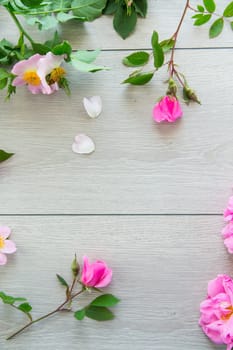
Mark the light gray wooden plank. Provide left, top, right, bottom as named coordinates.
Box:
left=0, top=50, right=232, bottom=214
left=0, top=215, right=229, bottom=349
left=0, top=0, right=232, bottom=50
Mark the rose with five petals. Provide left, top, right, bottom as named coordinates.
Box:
left=81, top=256, right=112, bottom=288
left=152, top=95, right=183, bottom=123
left=199, top=274, right=233, bottom=350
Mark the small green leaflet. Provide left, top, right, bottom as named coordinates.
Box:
left=209, top=18, right=224, bottom=38
left=159, top=39, right=175, bottom=53
left=151, top=31, right=164, bottom=68
left=123, top=72, right=154, bottom=85
left=193, top=14, right=212, bottom=26
left=72, top=0, right=107, bottom=21
left=0, top=150, right=14, bottom=163
left=203, top=0, right=216, bottom=13
left=74, top=305, right=115, bottom=321
left=223, top=2, right=233, bottom=17
left=123, top=52, right=150, bottom=67
left=18, top=302, right=32, bottom=313
left=197, top=5, right=205, bottom=12
left=71, top=51, right=109, bottom=72
left=90, top=294, right=120, bottom=307
left=113, top=5, right=137, bottom=39
left=74, top=309, right=86, bottom=320
left=133, top=0, right=147, bottom=17
left=0, top=292, right=26, bottom=305
left=56, top=274, right=69, bottom=288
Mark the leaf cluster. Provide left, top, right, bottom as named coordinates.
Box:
left=192, top=0, right=233, bottom=38
left=0, top=291, right=32, bottom=320
left=103, top=0, right=147, bottom=38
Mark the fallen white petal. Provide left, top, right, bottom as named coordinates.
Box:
left=72, top=134, right=95, bottom=154
left=83, top=96, right=102, bottom=118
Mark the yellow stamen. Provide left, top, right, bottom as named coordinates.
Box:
left=221, top=305, right=233, bottom=321
left=23, top=71, right=41, bottom=86
left=49, top=67, right=66, bottom=84
left=0, top=236, right=5, bottom=249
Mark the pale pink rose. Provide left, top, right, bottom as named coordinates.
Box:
left=224, top=197, right=233, bottom=222
left=199, top=275, right=233, bottom=350
left=11, top=54, right=44, bottom=94
left=81, top=256, right=112, bottom=288
left=153, top=95, right=183, bottom=123
left=0, top=226, right=17, bottom=265
left=222, top=223, right=233, bottom=253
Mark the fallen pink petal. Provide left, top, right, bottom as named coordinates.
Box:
left=83, top=96, right=102, bottom=118
left=72, top=134, right=95, bottom=154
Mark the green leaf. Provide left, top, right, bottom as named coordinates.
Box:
left=57, top=12, right=85, bottom=22
left=26, top=15, right=58, bottom=30
left=123, top=51, right=150, bottom=67
left=0, top=150, right=14, bottom=163
left=18, top=302, right=32, bottom=313
left=0, top=292, right=26, bottom=305
left=134, top=0, right=147, bottom=17
left=209, top=17, right=224, bottom=38
left=21, top=0, right=43, bottom=7
left=103, top=0, right=118, bottom=15
left=151, top=31, right=159, bottom=47
left=71, top=53, right=109, bottom=72
left=123, top=71, right=154, bottom=85
left=223, top=2, right=233, bottom=17
left=56, top=274, right=69, bottom=288
left=159, top=39, right=175, bottom=53
left=73, top=49, right=100, bottom=63
left=31, top=42, right=50, bottom=54
left=74, top=309, right=86, bottom=320
left=153, top=43, right=164, bottom=68
left=91, top=294, right=120, bottom=307
left=194, top=14, right=212, bottom=25
left=197, top=5, right=205, bottom=12
left=0, top=78, right=7, bottom=89
left=203, top=0, right=216, bottom=13
left=85, top=305, right=114, bottom=321
left=231, top=21, right=233, bottom=30
left=72, top=0, right=107, bottom=21
left=52, top=41, right=72, bottom=60
left=113, top=5, right=137, bottom=39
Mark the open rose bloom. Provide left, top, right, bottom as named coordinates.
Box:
left=11, top=52, right=66, bottom=95
left=81, top=256, right=112, bottom=288
left=199, top=275, right=233, bottom=350
left=153, top=95, right=183, bottom=123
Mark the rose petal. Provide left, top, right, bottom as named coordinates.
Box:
left=0, top=253, right=7, bottom=265
left=72, top=134, right=95, bottom=154
left=0, top=226, right=11, bottom=239
left=83, top=96, right=102, bottom=118
left=1, top=240, right=17, bottom=254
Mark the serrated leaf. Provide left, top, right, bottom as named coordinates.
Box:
left=74, top=309, right=86, bottom=320
left=197, top=5, right=205, bottom=12
left=85, top=305, right=114, bottom=321
left=72, top=0, right=107, bottom=21
left=0, top=150, right=14, bottom=163
left=203, top=0, right=216, bottom=13
left=73, top=49, right=100, bottom=63
left=56, top=274, right=69, bottom=288
left=18, top=302, right=32, bottom=313
left=123, top=51, right=149, bottom=67
left=91, top=294, right=120, bottom=307
left=209, top=17, right=224, bottom=38
left=0, top=292, right=26, bottom=305
left=194, top=14, right=212, bottom=25
left=113, top=5, right=137, bottom=39
left=123, top=72, right=154, bottom=85
left=223, top=2, right=233, bottom=17
left=159, top=39, right=175, bottom=53
left=153, top=43, right=164, bottom=68
left=134, top=0, right=147, bottom=17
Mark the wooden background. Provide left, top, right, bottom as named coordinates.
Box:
left=0, top=0, right=232, bottom=349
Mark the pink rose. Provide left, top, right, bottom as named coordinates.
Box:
left=222, top=222, right=233, bottom=253
left=81, top=256, right=112, bottom=288
left=152, top=95, right=183, bottom=123
left=224, top=197, right=233, bottom=222
left=199, top=275, right=233, bottom=350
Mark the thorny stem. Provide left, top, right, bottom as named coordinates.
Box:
left=168, top=0, right=190, bottom=79
left=5, top=5, right=35, bottom=46
left=6, top=289, right=85, bottom=340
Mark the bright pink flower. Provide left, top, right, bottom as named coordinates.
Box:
left=199, top=275, right=233, bottom=350
left=0, top=226, right=16, bottom=265
left=222, top=223, right=233, bottom=253
left=224, top=197, right=233, bottom=222
left=153, top=95, right=183, bottom=123
left=11, top=54, right=44, bottom=94
left=81, top=256, right=112, bottom=288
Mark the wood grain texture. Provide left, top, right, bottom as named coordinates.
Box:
left=0, top=215, right=229, bottom=350
left=0, top=50, right=233, bottom=214
left=0, top=0, right=232, bottom=50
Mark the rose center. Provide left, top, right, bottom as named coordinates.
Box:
left=221, top=305, right=233, bottom=321
left=0, top=236, right=5, bottom=249
left=23, top=71, right=41, bottom=86
left=48, top=67, right=66, bottom=84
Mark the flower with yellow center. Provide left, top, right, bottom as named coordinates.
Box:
left=0, top=226, right=16, bottom=265
left=23, top=70, right=41, bottom=86
left=48, top=67, right=66, bottom=84
left=0, top=236, right=5, bottom=249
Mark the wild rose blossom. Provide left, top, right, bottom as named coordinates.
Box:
left=224, top=197, right=233, bottom=222
left=81, top=256, right=112, bottom=288
left=199, top=275, right=233, bottom=350
left=11, top=52, right=65, bottom=95
left=153, top=95, right=183, bottom=123
left=0, top=226, right=16, bottom=265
